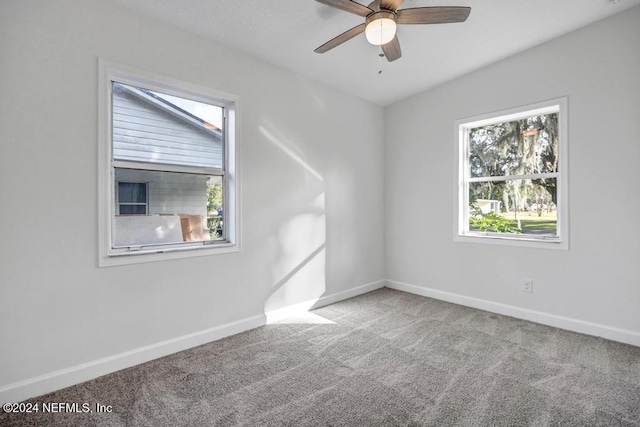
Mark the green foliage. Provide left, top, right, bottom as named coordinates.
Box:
left=468, top=112, right=559, bottom=206
left=470, top=212, right=522, bottom=234
left=207, top=183, right=223, bottom=212
left=206, top=183, right=223, bottom=238
left=207, top=217, right=222, bottom=238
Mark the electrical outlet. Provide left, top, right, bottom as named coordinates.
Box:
left=522, top=278, right=534, bottom=293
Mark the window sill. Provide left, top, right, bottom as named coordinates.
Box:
left=99, top=242, right=239, bottom=267
left=455, top=233, right=568, bottom=250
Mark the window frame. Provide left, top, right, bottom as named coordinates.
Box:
left=98, top=58, right=241, bottom=266
left=454, top=97, right=569, bottom=250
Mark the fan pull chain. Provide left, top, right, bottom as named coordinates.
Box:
left=378, top=18, right=385, bottom=75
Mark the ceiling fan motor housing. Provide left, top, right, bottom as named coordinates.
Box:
left=365, top=10, right=397, bottom=24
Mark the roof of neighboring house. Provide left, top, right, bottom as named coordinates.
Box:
left=120, top=83, right=221, bottom=138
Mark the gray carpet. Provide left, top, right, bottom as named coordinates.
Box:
left=2, top=288, right=640, bottom=426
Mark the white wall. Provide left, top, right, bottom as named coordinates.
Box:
left=0, top=0, right=385, bottom=396
left=385, top=6, right=640, bottom=338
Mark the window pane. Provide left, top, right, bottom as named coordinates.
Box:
left=112, top=82, right=224, bottom=169
left=118, top=182, right=146, bottom=203
left=113, top=167, right=222, bottom=247
left=469, top=113, right=558, bottom=178
left=468, top=178, right=557, bottom=238
left=119, top=205, right=147, bottom=215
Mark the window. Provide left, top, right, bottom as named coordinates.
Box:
left=99, top=59, right=240, bottom=266
left=455, top=98, right=568, bottom=249
left=117, top=182, right=148, bottom=215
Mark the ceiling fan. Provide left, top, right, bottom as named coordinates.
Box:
left=314, top=0, right=471, bottom=62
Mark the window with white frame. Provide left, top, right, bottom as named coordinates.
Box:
left=455, top=98, right=568, bottom=249
left=98, top=60, right=239, bottom=266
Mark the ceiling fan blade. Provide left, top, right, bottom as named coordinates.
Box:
left=382, top=35, right=401, bottom=62
left=367, top=0, right=380, bottom=12
left=396, top=7, right=471, bottom=25
left=315, top=0, right=373, bottom=17
left=314, top=23, right=366, bottom=53
left=379, top=0, right=403, bottom=12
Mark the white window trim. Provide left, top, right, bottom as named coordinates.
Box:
left=98, top=58, right=241, bottom=267
left=453, top=97, right=569, bottom=250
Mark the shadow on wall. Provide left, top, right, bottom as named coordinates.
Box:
left=258, top=124, right=327, bottom=318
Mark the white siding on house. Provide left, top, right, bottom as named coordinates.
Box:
left=112, top=83, right=223, bottom=169
left=115, top=168, right=208, bottom=218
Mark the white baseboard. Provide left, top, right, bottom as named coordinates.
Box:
left=0, top=314, right=266, bottom=405
left=265, top=279, right=386, bottom=323
left=0, top=279, right=386, bottom=405
left=386, top=280, right=640, bottom=347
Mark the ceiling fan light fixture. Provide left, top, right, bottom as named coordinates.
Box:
left=365, top=11, right=397, bottom=46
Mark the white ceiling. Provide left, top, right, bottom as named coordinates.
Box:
left=107, top=0, right=640, bottom=106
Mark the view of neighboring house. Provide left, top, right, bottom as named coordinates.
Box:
left=112, top=82, right=223, bottom=246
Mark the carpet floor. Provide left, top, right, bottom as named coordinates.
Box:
left=2, top=288, right=640, bottom=426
